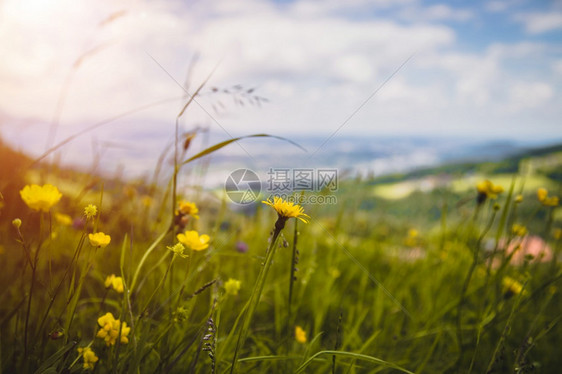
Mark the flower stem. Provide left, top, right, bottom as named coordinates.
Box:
left=230, top=217, right=287, bottom=374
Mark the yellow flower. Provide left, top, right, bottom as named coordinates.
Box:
left=12, top=218, right=22, bottom=229
left=514, top=194, right=523, bottom=203
left=168, top=243, right=188, bottom=258
left=262, top=196, right=310, bottom=223
left=89, top=232, right=111, bottom=248
left=543, top=196, right=559, bottom=207
left=177, top=200, right=199, bottom=219
left=502, top=276, right=525, bottom=296
left=537, top=188, right=548, bottom=202
left=512, top=224, right=527, bottom=237
left=224, top=278, right=241, bottom=296
left=476, top=180, right=504, bottom=201
left=404, top=228, right=419, bottom=247
left=19, top=184, right=62, bottom=212
left=84, top=204, right=97, bottom=219
left=55, top=212, right=72, bottom=226
left=537, top=188, right=559, bottom=207
left=77, top=347, right=99, bottom=370
left=141, top=195, right=153, bottom=207
left=104, top=274, right=124, bottom=293
left=295, top=326, right=307, bottom=344
left=177, top=230, right=210, bottom=251
left=96, top=312, right=130, bottom=346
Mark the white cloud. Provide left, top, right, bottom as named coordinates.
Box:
left=485, top=1, right=510, bottom=13
left=505, top=81, right=554, bottom=111
left=399, top=4, right=474, bottom=22
left=0, top=0, right=560, bottom=151
left=514, top=12, right=562, bottom=34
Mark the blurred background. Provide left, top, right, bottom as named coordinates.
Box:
left=1, top=0, right=561, bottom=184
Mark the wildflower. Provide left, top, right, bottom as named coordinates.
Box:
left=512, top=224, right=527, bottom=237
left=19, top=184, right=62, bottom=212
left=476, top=180, right=504, bottom=204
left=12, top=218, right=22, bottom=229
left=177, top=200, right=199, bottom=219
left=295, top=326, right=307, bottom=344
left=104, top=274, right=124, bottom=293
left=141, top=195, right=153, bottom=207
left=77, top=347, right=99, bottom=370
left=514, top=194, right=523, bottom=203
left=224, top=278, right=241, bottom=296
left=96, top=312, right=130, bottom=346
left=235, top=241, right=249, bottom=253
left=404, top=228, right=419, bottom=247
left=537, top=188, right=559, bottom=207
left=89, top=232, right=111, bottom=248
left=502, top=276, right=524, bottom=297
left=177, top=230, right=210, bottom=251
left=262, top=196, right=310, bottom=224
left=55, top=212, right=72, bottom=226
left=168, top=242, right=188, bottom=258
left=84, top=204, right=97, bottom=219
left=537, top=188, right=548, bottom=202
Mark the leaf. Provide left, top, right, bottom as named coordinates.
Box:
left=181, top=134, right=306, bottom=166
left=34, top=341, right=78, bottom=374
left=294, top=350, right=415, bottom=374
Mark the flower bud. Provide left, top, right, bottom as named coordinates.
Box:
left=12, top=218, right=22, bottom=229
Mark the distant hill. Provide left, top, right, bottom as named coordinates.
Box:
left=369, top=142, right=562, bottom=185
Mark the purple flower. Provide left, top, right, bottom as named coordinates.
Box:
left=235, top=241, right=248, bottom=253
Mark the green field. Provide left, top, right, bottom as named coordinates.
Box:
left=0, top=137, right=561, bottom=373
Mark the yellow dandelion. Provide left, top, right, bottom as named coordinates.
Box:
left=19, top=184, right=62, bottom=212
left=224, top=278, right=241, bottom=296
left=295, top=326, right=307, bottom=344
left=77, top=347, right=99, bottom=370
left=476, top=180, right=504, bottom=203
left=104, top=274, right=124, bottom=293
left=262, top=196, right=310, bottom=223
left=89, top=232, right=111, bottom=248
left=177, top=200, right=199, bottom=219
left=55, top=212, right=73, bottom=226
left=514, top=194, right=523, bottom=203
left=84, top=204, right=97, bottom=219
left=96, top=312, right=130, bottom=346
left=177, top=230, right=210, bottom=251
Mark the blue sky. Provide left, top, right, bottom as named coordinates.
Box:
left=1, top=0, right=562, bottom=152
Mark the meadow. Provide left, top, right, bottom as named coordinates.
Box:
left=0, top=129, right=561, bottom=374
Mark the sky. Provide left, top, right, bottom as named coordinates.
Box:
left=1, top=0, right=562, bottom=158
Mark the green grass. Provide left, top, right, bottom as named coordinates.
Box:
left=0, top=135, right=561, bottom=373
